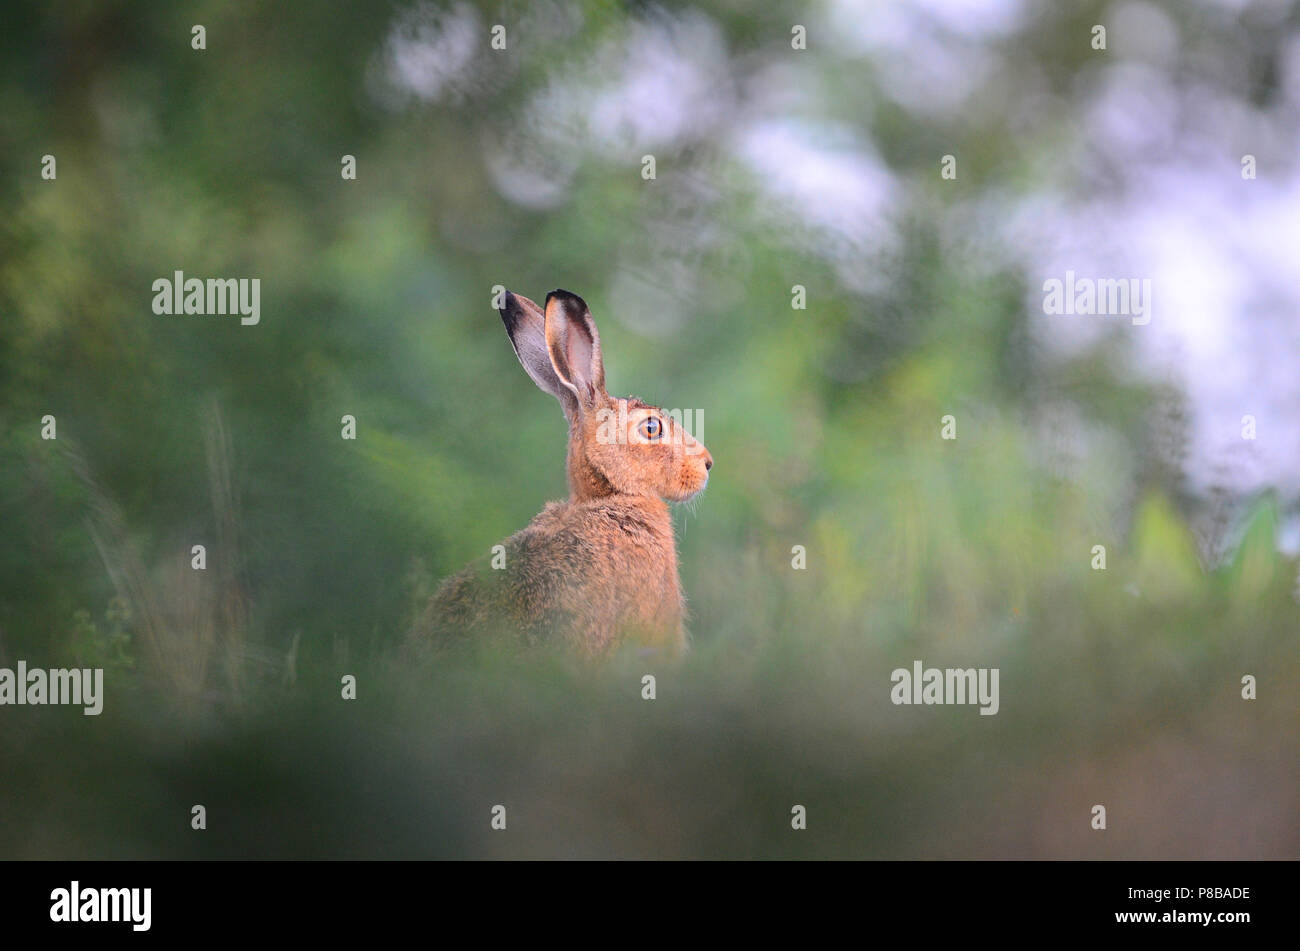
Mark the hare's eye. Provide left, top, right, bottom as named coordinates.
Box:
left=638, top=417, right=663, bottom=441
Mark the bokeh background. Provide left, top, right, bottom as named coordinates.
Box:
left=2, top=0, right=1298, bottom=858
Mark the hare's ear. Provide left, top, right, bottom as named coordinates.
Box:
left=499, top=291, right=578, bottom=415
left=544, top=289, right=606, bottom=411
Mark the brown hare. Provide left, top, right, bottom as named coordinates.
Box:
left=417, top=289, right=712, bottom=657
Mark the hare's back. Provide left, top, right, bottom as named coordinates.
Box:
left=506, top=497, right=682, bottom=647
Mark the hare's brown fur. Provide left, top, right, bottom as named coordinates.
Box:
left=418, top=290, right=712, bottom=657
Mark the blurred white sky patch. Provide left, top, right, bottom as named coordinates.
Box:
left=1002, top=0, right=1300, bottom=500
left=735, top=119, right=895, bottom=246
left=373, top=0, right=588, bottom=111
left=1285, top=33, right=1300, bottom=103
left=480, top=8, right=731, bottom=211
left=1198, top=0, right=1283, bottom=14
left=1108, top=2, right=1180, bottom=68
left=370, top=1, right=483, bottom=108
left=825, top=0, right=1020, bottom=115
left=1016, top=163, right=1300, bottom=498
left=1085, top=63, right=1181, bottom=155
left=514, top=9, right=732, bottom=161
left=829, top=0, right=1025, bottom=41
left=586, top=12, right=732, bottom=154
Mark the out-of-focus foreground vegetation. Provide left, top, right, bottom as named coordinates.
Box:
left=1, top=0, right=1298, bottom=857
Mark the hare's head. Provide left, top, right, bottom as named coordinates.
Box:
left=499, top=289, right=712, bottom=504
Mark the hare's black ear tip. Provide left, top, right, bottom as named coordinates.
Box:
left=546, top=289, right=588, bottom=312
left=498, top=290, right=521, bottom=324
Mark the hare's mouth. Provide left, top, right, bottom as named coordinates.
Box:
left=667, top=476, right=708, bottom=503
